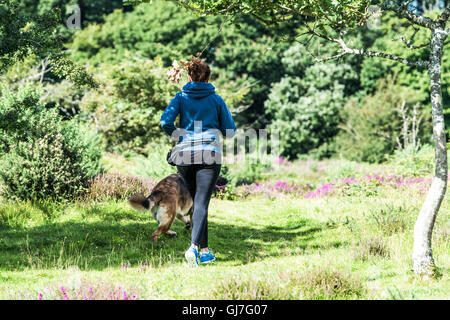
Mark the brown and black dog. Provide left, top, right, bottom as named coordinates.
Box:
left=128, top=173, right=227, bottom=242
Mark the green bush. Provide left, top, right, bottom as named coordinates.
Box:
left=80, top=58, right=179, bottom=154
left=221, top=160, right=270, bottom=186
left=388, top=144, right=435, bottom=177
left=130, top=144, right=176, bottom=180
left=334, top=79, right=429, bottom=163
left=0, top=199, right=65, bottom=228
left=363, top=204, right=412, bottom=236
left=265, top=62, right=358, bottom=158
left=352, top=235, right=390, bottom=261
left=324, top=160, right=363, bottom=182
left=84, top=173, right=156, bottom=201
left=0, top=86, right=102, bottom=201
left=212, top=267, right=366, bottom=300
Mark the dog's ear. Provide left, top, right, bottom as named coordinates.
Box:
left=216, top=175, right=228, bottom=186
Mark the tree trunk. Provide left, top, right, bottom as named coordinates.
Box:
left=412, top=28, right=448, bottom=277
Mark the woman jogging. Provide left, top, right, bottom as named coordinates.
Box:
left=160, top=57, right=236, bottom=266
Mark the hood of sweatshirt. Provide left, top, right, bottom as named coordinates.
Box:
left=182, top=81, right=215, bottom=99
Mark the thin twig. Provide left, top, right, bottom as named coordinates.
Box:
left=315, top=52, right=347, bottom=63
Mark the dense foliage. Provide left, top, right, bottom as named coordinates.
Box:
left=0, top=0, right=96, bottom=87
left=18, top=0, right=124, bottom=28
left=65, top=1, right=447, bottom=161
left=0, top=86, right=102, bottom=201
left=335, top=79, right=430, bottom=163
left=69, top=0, right=296, bottom=127
left=265, top=47, right=360, bottom=158
left=80, top=58, right=179, bottom=154
left=2, top=0, right=449, bottom=178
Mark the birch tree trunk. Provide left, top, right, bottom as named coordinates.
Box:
left=412, top=28, right=448, bottom=277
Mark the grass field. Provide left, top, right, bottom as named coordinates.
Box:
left=0, top=155, right=448, bottom=300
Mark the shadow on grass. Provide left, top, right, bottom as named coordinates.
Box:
left=0, top=213, right=325, bottom=271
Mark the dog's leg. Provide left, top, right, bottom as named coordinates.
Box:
left=152, top=206, right=175, bottom=242
left=188, top=207, right=193, bottom=230
left=165, top=230, right=177, bottom=237
left=177, top=213, right=191, bottom=230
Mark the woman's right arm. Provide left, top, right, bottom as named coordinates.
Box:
left=160, top=94, right=180, bottom=137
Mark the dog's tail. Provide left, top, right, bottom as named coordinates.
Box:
left=128, top=193, right=152, bottom=211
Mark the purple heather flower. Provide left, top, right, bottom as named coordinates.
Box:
left=275, top=181, right=288, bottom=190
left=60, top=286, right=69, bottom=300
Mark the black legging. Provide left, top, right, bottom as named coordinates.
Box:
left=177, top=164, right=221, bottom=248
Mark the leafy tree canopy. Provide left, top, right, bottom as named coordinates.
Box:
left=126, top=0, right=371, bottom=30
left=0, top=0, right=96, bottom=88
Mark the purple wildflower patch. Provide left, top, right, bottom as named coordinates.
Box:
left=38, top=283, right=139, bottom=300
left=304, top=173, right=433, bottom=198
left=236, top=181, right=313, bottom=199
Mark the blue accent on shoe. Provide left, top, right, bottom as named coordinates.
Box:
left=185, top=245, right=199, bottom=267
left=200, top=248, right=215, bottom=264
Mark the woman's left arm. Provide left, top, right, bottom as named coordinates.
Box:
left=218, top=98, right=237, bottom=138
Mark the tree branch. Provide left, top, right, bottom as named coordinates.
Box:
left=304, top=24, right=430, bottom=68
left=381, top=0, right=437, bottom=29
left=315, top=52, right=347, bottom=63
left=248, top=12, right=275, bottom=26
left=399, top=27, right=430, bottom=49
left=346, top=47, right=430, bottom=68
left=402, top=41, right=430, bottom=50
left=441, top=3, right=450, bottom=22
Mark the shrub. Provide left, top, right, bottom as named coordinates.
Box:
left=221, top=163, right=261, bottom=186
left=212, top=275, right=287, bottom=300
left=265, top=63, right=358, bottom=158
left=130, top=144, right=176, bottom=180
left=388, top=144, right=435, bottom=177
left=352, top=235, right=390, bottom=261
left=83, top=173, right=156, bottom=201
left=284, top=267, right=366, bottom=300
left=0, top=200, right=64, bottom=228
left=213, top=184, right=238, bottom=200
left=80, top=58, right=179, bottom=154
left=213, top=267, right=366, bottom=300
left=364, top=204, right=411, bottom=236
left=221, top=158, right=271, bottom=187
left=324, top=160, right=362, bottom=182
left=236, top=181, right=312, bottom=199
left=334, top=79, right=429, bottom=163
left=0, top=86, right=102, bottom=201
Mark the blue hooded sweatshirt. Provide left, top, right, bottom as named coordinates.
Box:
left=160, top=82, right=236, bottom=156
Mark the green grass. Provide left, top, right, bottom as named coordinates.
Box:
left=0, top=185, right=448, bottom=299
left=0, top=154, right=449, bottom=300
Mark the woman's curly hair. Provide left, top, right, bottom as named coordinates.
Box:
left=167, top=56, right=210, bottom=83
left=181, top=57, right=210, bottom=82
